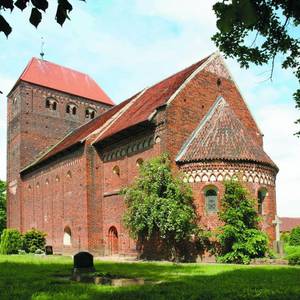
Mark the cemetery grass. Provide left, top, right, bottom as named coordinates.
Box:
left=0, top=255, right=300, bottom=300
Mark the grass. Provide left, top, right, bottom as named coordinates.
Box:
left=0, top=255, right=299, bottom=300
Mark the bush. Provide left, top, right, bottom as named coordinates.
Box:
left=216, top=180, right=269, bottom=264
left=280, top=232, right=290, bottom=244
left=288, top=252, right=300, bottom=265
left=0, top=229, right=23, bottom=254
left=289, top=226, right=300, bottom=246
left=22, top=229, right=46, bottom=253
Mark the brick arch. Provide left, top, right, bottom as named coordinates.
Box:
left=108, top=226, right=118, bottom=255
left=63, top=226, right=72, bottom=246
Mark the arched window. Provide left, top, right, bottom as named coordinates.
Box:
left=45, top=98, right=57, bottom=111
left=45, top=99, right=50, bottom=108
left=136, top=158, right=144, bottom=167
left=113, top=166, right=120, bottom=176
left=72, top=106, right=77, bottom=115
left=66, top=105, right=71, bottom=114
left=85, top=108, right=96, bottom=119
left=205, top=187, right=218, bottom=213
left=258, top=189, right=267, bottom=214
left=63, top=226, right=72, bottom=246
left=67, top=171, right=72, bottom=178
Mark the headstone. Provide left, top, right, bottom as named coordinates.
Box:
left=45, top=245, right=53, bottom=255
left=272, top=215, right=282, bottom=242
left=72, top=252, right=95, bottom=275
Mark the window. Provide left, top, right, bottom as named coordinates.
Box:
left=66, top=103, right=77, bottom=115
left=113, top=166, right=120, bottom=176
left=258, top=189, right=267, bottom=214
left=45, top=98, right=57, bottom=111
left=205, top=188, right=218, bottom=213
left=85, top=108, right=96, bottom=119
left=63, top=227, right=72, bottom=246
left=67, top=171, right=72, bottom=178
left=136, top=158, right=144, bottom=167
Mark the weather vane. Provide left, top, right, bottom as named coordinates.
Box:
left=40, top=37, right=45, bottom=60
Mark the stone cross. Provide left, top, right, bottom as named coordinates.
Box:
left=272, top=215, right=282, bottom=242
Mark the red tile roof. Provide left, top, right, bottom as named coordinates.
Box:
left=280, top=217, right=300, bottom=232
left=20, top=54, right=212, bottom=172
left=177, top=97, right=278, bottom=170
left=93, top=56, right=210, bottom=143
left=15, top=58, right=114, bottom=105
left=21, top=98, right=132, bottom=172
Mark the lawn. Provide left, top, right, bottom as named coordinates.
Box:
left=0, top=255, right=299, bottom=300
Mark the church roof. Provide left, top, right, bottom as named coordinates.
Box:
left=13, top=58, right=114, bottom=105
left=92, top=55, right=210, bottom=143
left=21, top=54, right=212, bottom=172
left=176, top=97, right=278, bottom=170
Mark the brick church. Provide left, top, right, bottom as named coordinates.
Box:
left=7, top=52, right=278, bottom=256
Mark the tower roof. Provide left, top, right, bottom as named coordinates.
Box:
left=176, top=97, right=278, bottom=170
left=11, top=58, right=114, bottom=105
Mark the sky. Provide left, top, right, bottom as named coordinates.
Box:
left=0, top=0, right=299, bottom=217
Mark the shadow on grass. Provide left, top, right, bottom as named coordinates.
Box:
left=0, top=257, right=299, bottom=300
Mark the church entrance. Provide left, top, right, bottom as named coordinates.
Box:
left=108, top=226, right=118, bottom=255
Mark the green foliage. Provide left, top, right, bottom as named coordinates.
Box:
left=0, top=180, right=6, bottom=237
left=122, top=154, right=206, bottom=261
left=212, top=0, right=300, bottom=134
left=289, top=226, right=300, bottom=246
left=0, top=0, right=83, bottom=37
left=281, top=232, right=290, bottom=244
left=288, top=252, right=300, bottom=266
left=216, top=180, right=269, bottom=264
left=23, top=229, right=46, bottom=253
left=0, top=228, right=23, bottom=254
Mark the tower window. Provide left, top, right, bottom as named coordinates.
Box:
left=85, top=108, right=96, bottom=119
left=45, top=98, right=57, bottom=111
left=66, top=103, right=77, bottom=116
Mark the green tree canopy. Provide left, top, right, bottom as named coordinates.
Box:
left=122, top=154, right=208, bottom=261
left=0, top=0, right=85, bottom=37
left=0, top=180, right=6, bottom=237
left=212, top=0, right=300, bottom=134
left=216, top=180, right=269, bottom=264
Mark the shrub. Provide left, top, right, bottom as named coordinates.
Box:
left=288, top=252, right=300, bottom=265
left=280, top=232, right=290, bottom=244
left=0, top=229, right=23, bottom=254
left=289, top=226, right=300, bottom=246
left=216, top=180, right=269, bottom=264
left=22, top=229, right=46, bottom=253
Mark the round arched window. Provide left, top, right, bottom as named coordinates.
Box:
left=205, top=188, right=218, bottom=213
left=258, top=189, right=267, bottom=214
left=63, top=227, right=72, bottom=246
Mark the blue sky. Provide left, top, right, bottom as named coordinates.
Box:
left=0, top=0, right=299, bottom=217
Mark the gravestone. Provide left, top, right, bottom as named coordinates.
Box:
left=45, top=245, right=53, bottom=255
left=73, top=252, right=95, bottom=275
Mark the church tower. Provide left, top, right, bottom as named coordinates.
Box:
left=7, top=58, right=114, bottom=230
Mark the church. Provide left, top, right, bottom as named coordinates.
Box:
left=7, top=52, right=278, bottom=256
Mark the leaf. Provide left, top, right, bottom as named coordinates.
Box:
left=0, top=0, right=14, bottom=11
left=14, top=0, right=29, bottom=10
left=29, top=7, right=42, bottom=28
left=31, top=0, right=48, bottom=12
left=0, top=15, right=12, bottom=37
left=56, top=0, right=73, bottom=26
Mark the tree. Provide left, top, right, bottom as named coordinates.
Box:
left=216, top=180, right=269, bottom=264
left=0, top=180, right=6, bottom=237
left=212, top=0, right=300, bottom=134
left=0, top=0, right=85, bottom=37
left=122, top=154, right=208, bottom=261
